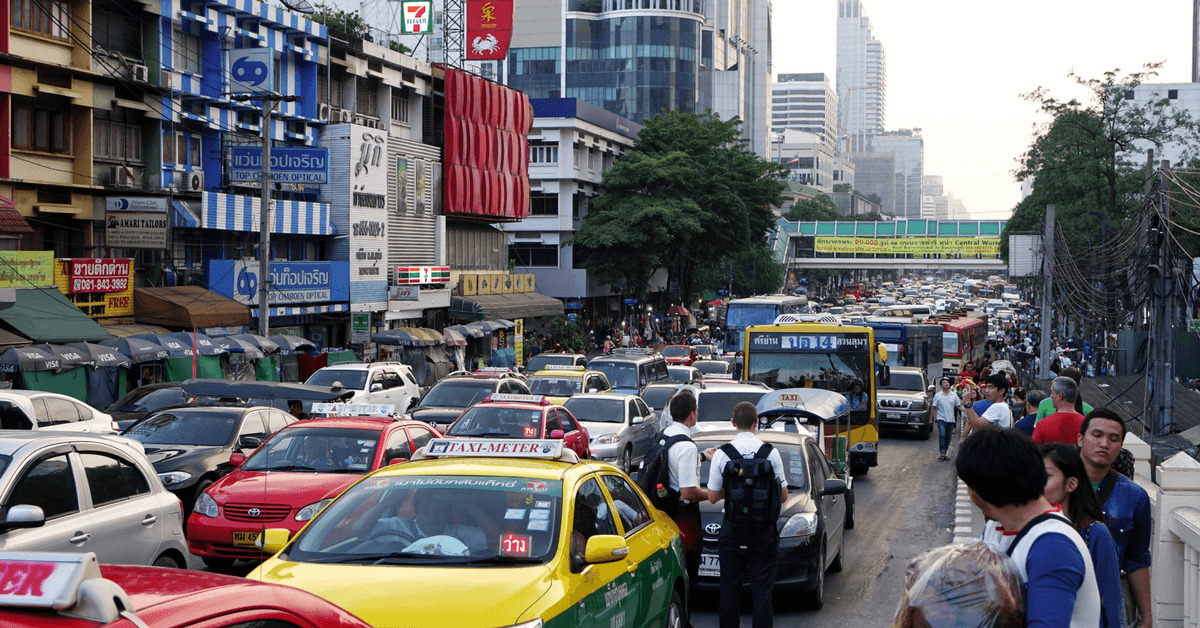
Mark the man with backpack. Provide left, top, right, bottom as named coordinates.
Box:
left=704, top=401, right=788, bottom=628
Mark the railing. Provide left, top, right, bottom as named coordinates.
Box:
left=1125, top=432, right=1200, bottom=627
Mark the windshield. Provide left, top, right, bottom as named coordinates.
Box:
left=447, top=407, right=543, bottom=438
left=881, top=373, right=925, bottom=392
left=661, top=346, right=690, bottom=358
left=726, top=305, right=778, bottom=329
left=942, top=332, right=960, bottom=355
left=697, top=391, right=768, bottom=422
left=306, top=370, right=368, bottom=390
left=744, top=353, right=872, bottom=394
left=698, top=442, right=808, bottom=491
left=666, top=366, right=696, bottom=382
left=695, top=361, right=730, bottom=375
left=525, top=355, right=576, bottom=372
left=528, top=377, right=582, bottom=397
left=123, top=411, right=238, bottom=446
left=420, top=381, right=494, bottom=408
left=241, top=427, right=380, bottom=472
left=285, top=475, right=562, bottom=565
left=109, top=388, right=187, bottom=413
left=590, top=362, right=638, bottom=390
left=641, top=387, right=675, bottom=411
left=564, top=398, right=624, bottom=424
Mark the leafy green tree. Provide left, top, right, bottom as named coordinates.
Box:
left=570, top=111, right=784, bottom=303
left=784, top=195, right=840, bottom=221
left=547, top=317, right=590, bottom=353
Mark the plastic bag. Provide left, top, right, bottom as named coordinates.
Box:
left=892, top=541, right=1025, bottom=628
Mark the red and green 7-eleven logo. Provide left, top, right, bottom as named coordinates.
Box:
left=402, top=1, right=431, bottom=33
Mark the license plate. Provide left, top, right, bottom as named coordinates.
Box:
left=698, top=554, right=719, bottom=578
left=231, top=531, right=260, bottom=548
left=886, top=412, right=903, bottom=419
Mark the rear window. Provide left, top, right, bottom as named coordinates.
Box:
left=641, top=387, right=675, bottom=410
left=306, top=369, right=368, bottom=391
left=696, top=390, right=768, bottom=422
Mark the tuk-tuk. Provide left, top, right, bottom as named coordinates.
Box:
left=755, top=387, right=853, bottom=475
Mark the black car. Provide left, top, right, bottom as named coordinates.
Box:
left=107, top=383, right=189, bottom=431
left=122, top=406, right=297, bottom=511
left=408, top=375, right=530, bottom=429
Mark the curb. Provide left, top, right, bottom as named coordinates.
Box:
left=951, top=479, right=976, bottom=544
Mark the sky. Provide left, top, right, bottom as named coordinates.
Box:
left=772, top=0, right=1195, bottom=218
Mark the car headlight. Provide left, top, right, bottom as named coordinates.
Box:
left=779, top=512, right=819, bottom=537
left=296, top=498, right=334, bottom=522
left=593, top=433, right=618, bottom=444
left=850, top=441, right=876, bottom=453
left=909, top=401, right=927, bottom=411
left=158, top=471, right=192, bottom=487
left=499, top=621, right=542, bottom=628
left=194, top=491, right=219, bottom=518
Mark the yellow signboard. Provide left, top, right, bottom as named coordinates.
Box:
left=53, top=258, right=135, bottom=318
left=0, top=251, right=54, bottom=287
left=458, top=273, right=538, bottom=296
left=813, top=237, right=1001, bottom=257
left=515, top=319, right=524, bottom=367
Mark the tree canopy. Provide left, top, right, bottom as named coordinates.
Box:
left=569, top=111, right=785, bottom=303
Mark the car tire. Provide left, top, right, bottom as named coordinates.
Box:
left=152, top=552, right=184, bottom=569
left=801, top=543, right=825, bottom=610
left=917, top=421, right=931, bottom=440
left=201, top=556, right=235, bottom=570
left=620, top=447, right=633, bottom=474
left=665, top=587, right=685, bottom=628
left=845, top=488, right=856, bottom=530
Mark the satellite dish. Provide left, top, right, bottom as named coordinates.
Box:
left=279, top=0, right=315, bottom=14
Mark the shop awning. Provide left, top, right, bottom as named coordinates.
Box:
left=100, top=323, right=172, bottom=338
left=450, top=293, right=564, bottom=321
left=374, top=327, right=444, bottom=346
left=171, top=201, right=200, bottom=228
left=135, top=286, right=251, bottom=329
left=0, top=328, right=30, bottom=350
left=0, top=209, right=33, bottom=234
left=0, top=288, right=113, bottom=343
left=202, top=192, right=335, bottom=236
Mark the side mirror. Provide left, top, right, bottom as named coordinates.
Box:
left=407, top=398, right=419, bottom=411
left=550, top=429, right=565, bottom=439
left=584, top=534, right=630, bottom=564
left=237, top=435, right=263, bottom=450
left=370, top=383, right=384, bottom=393
left=587, top=388, right=599, bottom=393
left=819, top=478, right=847, bottom=497
left=878, top=364, right=891, bottom=388
left=388, top=458, right=408, bottom=465
left=258, top=528, right=291, bottom=554
left=631, top=416, right=644, bottom=425
left=229, top=452, right=246, bottom=466
left=927, top=385, right=936, bottom=394
left=0, top=504, right=45, bottom=531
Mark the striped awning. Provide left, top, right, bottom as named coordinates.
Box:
left=202, top=192, right=334, bottom=235
left=251, top=303, right=349, bottom=317
left=172, top=201, right=200, bottom=228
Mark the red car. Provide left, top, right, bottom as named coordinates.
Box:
left=662, top=344, right=700, bottom=365
left=186, top=416, right=440, bottom=568
left=1, top=552, right=372, bottom=627
left=443, top=393, right=591, bottom=458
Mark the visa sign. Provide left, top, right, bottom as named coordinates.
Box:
left=230, top=147, right=329, bottom=184
left=229, top=47, right=273, bottom=94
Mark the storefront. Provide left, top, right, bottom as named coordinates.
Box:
left=206, top=259, right=351, bottom=350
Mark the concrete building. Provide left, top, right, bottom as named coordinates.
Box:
left=1127, top=82, right=1200, bottom=167
left=773, top=129, right=836, bottom=193
left=922, top=175, right=951, bottom=219
left=836, top=0, right=886, bottom=153
left=865, top=129, right=924, bottom=219
left=772, top=73, right=838, bottom=151
left=848, top=151, right=894, bottom=217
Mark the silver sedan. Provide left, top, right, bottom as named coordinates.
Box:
left=564, top=393, right=660, bottom=473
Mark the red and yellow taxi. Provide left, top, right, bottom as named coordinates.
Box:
left=248, top=438, right=689, bottom=628
left=443, top=393, right=591, bottom=459
left=0, top=551, right=372, bottom=627
left=186, top=416, right=440, bottom=568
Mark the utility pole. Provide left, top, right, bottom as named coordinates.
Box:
left=1151, top=162, right=1175, bottom=435
left=1039, top=205, right=1055, bottom=381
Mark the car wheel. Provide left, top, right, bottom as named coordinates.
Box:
left=201, top=556, right=235, bottom=570
left=916, top=422, right=931, bottom=440
left=664, top=587, right=684, bottom=628
left=152, top=552, right=183, bottom=569
left=620, top=447, right=633, bottom=474
left=844, top=488, right=856, bottom=530
left=801, top=543, right=825, bottom=610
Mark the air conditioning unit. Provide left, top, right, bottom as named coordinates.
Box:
left=318, top=103, right=330, bottom=121
left=109, top=166, right=137, bottom=188
left=354, top=114, right=368, bottom=126
left=131, top=63, right=149, bottom=82
left=339, top=109, right=353, bottom=123
left=181, top=171, right=204, bottom=192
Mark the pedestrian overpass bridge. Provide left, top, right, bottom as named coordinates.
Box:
left=772, top=218, right=1009, bottom=271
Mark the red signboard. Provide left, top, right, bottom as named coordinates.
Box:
left=466, top=0, right=514, bottom=60
left=68, top=258, right=131, bottom=293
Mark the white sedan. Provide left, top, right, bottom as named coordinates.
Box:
left=0, top=390, right=118, bottom=433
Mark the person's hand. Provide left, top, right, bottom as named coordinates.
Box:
left=703, top=447, right=717, bottom=461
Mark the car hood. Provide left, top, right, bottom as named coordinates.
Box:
left=579, top=422, right=623, bottom=439
left=250, top=561, right=553, bottom=628
left=141, top=444, right=228, bottom=472
left=410, top=407, right=466, bottom=426
left=209, top=470, right=362, bottom=505
left=878, top=391, right=926, bottom=401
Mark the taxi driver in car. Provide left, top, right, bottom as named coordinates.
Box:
left=361, top=488, right=488, bottom=555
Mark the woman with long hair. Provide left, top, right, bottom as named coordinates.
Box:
left=1041, top=443, right=1122, bottom=628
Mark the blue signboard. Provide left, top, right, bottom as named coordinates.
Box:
left=565, top=302, right=583, bottom=310
left=568, top=313, right=577, bottom=323
left=207, top=260, right=350, bottom=306
left=230, top=147, right=329, bottom=185
left=623, top=298, right=638, bottom=305
left=229, top=47, right=273, bottom=94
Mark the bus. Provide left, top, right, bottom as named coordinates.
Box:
left=936, top=312, right=988, bottom=375
left=722, top=295, right=809, bottom=355
left=864, top=321, right=944, bottom=384
left=742, top=321, right=888, bottom=475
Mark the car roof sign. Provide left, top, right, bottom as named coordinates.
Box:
left=484, top=393, right=547, bottom=404
left=310, top=402, right=396, bottom=416
left=544, top=365, right=585, bottom=371
left=0, top=551, right=132, bottom=622
left=475, top=367, right=513, bottom=373
left=424, top=438, right=564, bottom=459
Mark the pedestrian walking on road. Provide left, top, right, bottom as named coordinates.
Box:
left=932, top=376, right=958, bottom=460
left=705, top=401, right=788, bottom=628
left=1013, top=389, right=1045, bottom=436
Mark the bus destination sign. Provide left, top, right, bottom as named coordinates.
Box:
left=749, top=332, right=869, bottom=351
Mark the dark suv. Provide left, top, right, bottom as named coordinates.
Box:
left=588, top=349, right=669, bottom=395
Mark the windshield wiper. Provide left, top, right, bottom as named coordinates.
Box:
left=256, top=464, right=319, bottom=472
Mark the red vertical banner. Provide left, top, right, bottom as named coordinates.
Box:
left=465, top=0, right=514, bottom=60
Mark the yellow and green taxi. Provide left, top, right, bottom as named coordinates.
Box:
left=248, top=437, right=688, bottom=628
left=526, top=365, right=611, bottom=405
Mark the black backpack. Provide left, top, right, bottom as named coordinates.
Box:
left=720, top=442, right=781, bottom=527
left=637, top=433, right=692, bottom=516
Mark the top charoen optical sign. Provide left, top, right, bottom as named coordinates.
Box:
left=401, top=1, right=432, bottom=33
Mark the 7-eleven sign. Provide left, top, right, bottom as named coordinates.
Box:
left=401, top=1, right=432, bottom=33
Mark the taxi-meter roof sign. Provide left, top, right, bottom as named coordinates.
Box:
left=485, top=393, right=547, bottom=405
left=544, top=365, right=585, bottom=371
left=0, top=552, right=105, bottom=611
left=425, top=438, right=564, bottom=459
left=310, top=403, right=395, bottom=416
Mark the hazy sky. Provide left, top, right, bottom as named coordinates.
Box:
left=772, top=0, right=1194, bottom=218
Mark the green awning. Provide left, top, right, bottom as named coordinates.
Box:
left=0, top=288, right=113, bottom=343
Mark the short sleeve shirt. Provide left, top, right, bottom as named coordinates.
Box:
left=1032, top=411, right=1086, bottom=445
left=662, top=422, right=700, bottom=494
left=980, top=400, right=1013, bottom=429
left=932, top=390, right=958, bottom=423
left=707, top=431, right=786, bottom=493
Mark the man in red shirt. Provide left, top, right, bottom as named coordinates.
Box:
left=1032, top=376, right=1087, bottom=445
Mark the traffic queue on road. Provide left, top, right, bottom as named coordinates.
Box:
left=0, top=339, right=866, bottom=627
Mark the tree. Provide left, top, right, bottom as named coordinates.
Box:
left=547, top=317, right=590, bottom=353
left=570, top=111, right=785, bottom=303
left=784, top=195, right=840, bottom=221
left=865, top=193, right=882, bottom=206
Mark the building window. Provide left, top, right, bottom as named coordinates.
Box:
left=1168, top=89, right=1179, bottom=100
left=11, top=98, right=70, bottom=154
left=173, top=29, right=202, bottom=74
left=509, top=244, right=559, bottom=268
left=94, top=119, right=142, bottom=161
left=93, top=0, right=142, bottom=57
left=1124, top=90, right=1135, bottom=101
left=530, top=145, right=558, bottom=164
left=587, top=149, right=596, bottom=171
left=530, top=193, right=558, bottom=216
left=356, top=78, right=379, bottom=117
left=162, top=131, right=201, bottom=166
left=391, top=88, right=410, bottom=124
left=11, top=0, right=69, bottom=39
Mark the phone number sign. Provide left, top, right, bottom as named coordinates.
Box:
left=54, top=258, right=135, bottom=318
left=68, top=259, right=131, bottom=293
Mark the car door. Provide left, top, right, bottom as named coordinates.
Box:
left=807, top=441, right=845, bottom=564
left=0, top=447, right=94, bottom=555
left=365, top=370, right=390, bottom=405
left=406, top=425, right=437, bottom=450
left=631, top=398, right=655, bottom=459
left=379, top=427, right=413, bottom=467
left=237, top=412, right=268, bottom=449
left=37, top=397, right=84, bottom=430
left=601, top=473, right=668, bottom=628
left=77, top=447, right=161, bottom=565
left=555, top=409, right=587, bottom=458
left=564, top=476, right=632, bottom=628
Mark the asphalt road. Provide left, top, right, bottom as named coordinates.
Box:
left=690, top=429, right=960, bottom=627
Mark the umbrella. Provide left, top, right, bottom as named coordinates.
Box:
left=31, top=344, right=94, bottom=370
left=164, top=331, right=227, bottom=357
left=707, top=299, right=726, bottom=306
left=98, top=336, right=169, bottom=363
left=270, top=335, right=317, bottom=355
left=0, top=346, right=61, bottom=373
left=214, top=336, right=265, bottom=359
left=467, top=321, right=505, bottom=334
left=493, top=319, right=516, bottom=329
left=446, top=324, right=486, bottom=339
left=229, top=333, right=280, bottom=354
left=443, top=328, right=468, bottom=346
left=66, top=342, right=132, bottom=368
left=668, top=305, right=690, bottom=316
left=373, top=328, right=441, bottom=347
left=131, top=334, right=192, bottom=359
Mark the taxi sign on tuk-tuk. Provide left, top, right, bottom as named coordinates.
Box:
left=424, top=438, right=564, bottom=459
left=310, top=403, right=396, bottom=416
left=484, top=393, right=549, bottom=405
